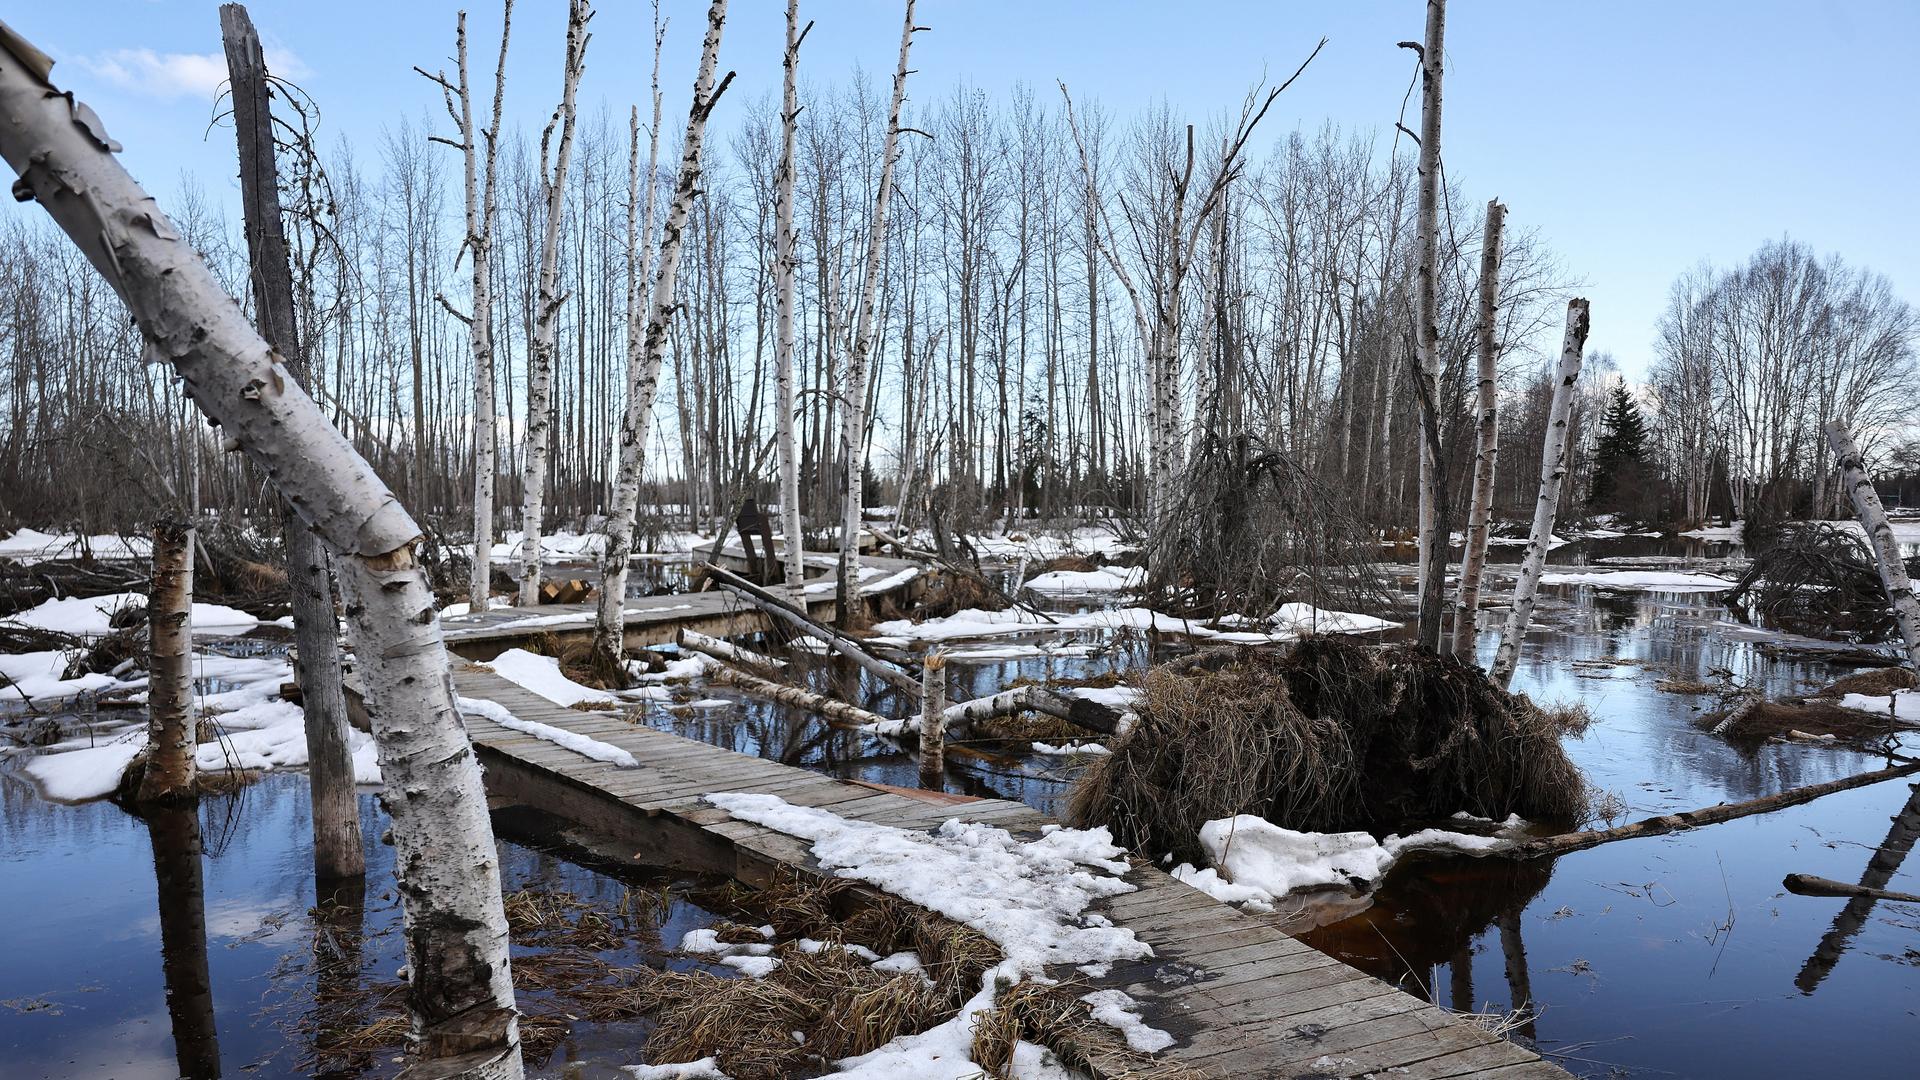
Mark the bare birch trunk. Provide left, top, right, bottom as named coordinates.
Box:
left=1407, top=0, right=1448, bottom=650
left=1490, top=299, right=1590, bottom=689
left=0, top=32, right=523, bottom=1075
left=776, top=0, right=809, bottom=593
left=836, top=0, right=919, bottom=626
left=1825, top=420, right=1920, bottom=668
left=519, top=0, right=590, bottom=607
left=221, top=1, right=364, bottom=880
left=1451, top=197, right=1505, bottom=660
left=138, top=518, right=196, bottom=802
left=420, top=5, right=513, bottom=614
left=918, top=652, right=947, bottom=790
left=594, top=0, right=731, bottom=679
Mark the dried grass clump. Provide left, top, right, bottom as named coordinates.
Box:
left=1697, top=697, right=1912, bottom=748
left=1821, top=666, right=1918, bottom=698
left=1068, top=636, right=1589, bottom=865
left=913, top=570, right=1011, bottom=620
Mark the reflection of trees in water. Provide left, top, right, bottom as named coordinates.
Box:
left=144, top=801, right=221, bottom=1079
left=1796, top=781, right=1920, bottom=994
left=304, top=874, right=369, bottom=1080
left=1301, top=854, right=1554, bottom=1032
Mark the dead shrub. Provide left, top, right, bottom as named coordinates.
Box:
left=1068, top=636, right=1589, bottom=865
left=1820, top=666, right=1918, bottom=698
left=1698, top=696, right=1912, bottom=748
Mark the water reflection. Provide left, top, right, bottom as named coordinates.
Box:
left=1795, top=780, right=1920, bottom=994
left=144, top=801, right=220, bottom=1079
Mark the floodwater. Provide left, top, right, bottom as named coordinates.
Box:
left=4, top=534, right=1918, bottom=1077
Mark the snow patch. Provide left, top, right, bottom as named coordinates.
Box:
left=456, top=696, right=638, bottom=768
left=479, top=648, right=617, bottom=708
left=1169, top=815, right=1511, bottom=911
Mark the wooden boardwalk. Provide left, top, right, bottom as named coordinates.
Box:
left=400, top=659, right=1572, bottom=1080
left=438, top=550, right=925, bottom=661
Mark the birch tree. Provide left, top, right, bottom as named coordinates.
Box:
left=418, top=3, right=513, bottom=613
left=775, top=0, right=811, bottom=592
left=594, top=0, right=734, bottom=677
left=519, top=0, right=590, bottom=606
left=1451, top=197, right=1504, bottom=659
left=1491, top=298, right=1590, bottom=689
left=0, top=27, right=523, bottom=1075
left=836, top=0, right=921, bottom=624
left=1826, top=421, right=1920, bottom=668
left=1402, top=0, right=1449, bottom=650
left=221, top=1, right=362, bottom=879
left=136, top=517, right=196, bottom=803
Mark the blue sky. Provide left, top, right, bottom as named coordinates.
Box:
left=8, top=1, right=1916, bottom=377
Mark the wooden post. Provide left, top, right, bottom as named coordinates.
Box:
left=1452, top=198, right=1506, bottom=660
left=918, top=652, right=947, bottom=790
left=1490, top=299, right=1589, bottom=689
left=0, top=27, right=523, bottom=1074
left=220, top=1, right=364, bottom=880
left=1825, top=420, right=1920, bottom=668
left=137, top=517, right=196, bottom=803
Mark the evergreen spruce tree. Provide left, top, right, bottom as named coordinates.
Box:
left=1589, top=382, right=1649, bottom=509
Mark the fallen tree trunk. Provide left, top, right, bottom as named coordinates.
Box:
left=1826, top=420, right=1920, bottom=668
left=868, top=523, right=1056, bottom=622
left=1512, top=760, right=1920, bottom=859
left=675, top=628, right=785, bottom=675
left=704, top=561, right=922, bottom=699
left=706, top=663, right=891, bottom=729
left=1783, top=873, right=1920, bottom=903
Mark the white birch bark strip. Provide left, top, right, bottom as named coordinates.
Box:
left=1490, top=298, right=1590, bottom=689
left=1452, top=197, right=1505, bottom=660
left=0, top=30, right=523, bottom=1074
left=1825, top=420, right=1920, bottom=668
left=137, top=518, right=196, bottom=802
left=518, top=0, right=589, bottom=607
left=836, top=0, right=918, bottom=622
left=594, top=0, right=730, bottom=677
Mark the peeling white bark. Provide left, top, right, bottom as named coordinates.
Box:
left=0, top=29, right=522, bottom=1075
left=1826, top=421, right=1920, bottom=668
left=1452, top=197, right=1505, bottom=660
left=918, top=652, right=946, bottom=790
left=138, top=519, right=195, bottom=802
left=595, top=0, right=730, bottom=678
left=519, top=0, right=590, bottom=607
left=837, top=0, right=918, bottom=624
left=1491, top=299, right=1590, bottom=689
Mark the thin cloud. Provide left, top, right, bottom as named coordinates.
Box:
left=70, top=45, right=310, bottom=102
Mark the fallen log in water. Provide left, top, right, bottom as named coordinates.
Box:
left=676, top=628, right=786, bottom=676
left=865, top=524, right=1056, bottom=623
left=1512, top=760, right=1920, bottom=859
left=705, top=663, right=892, bottom=730
left=703, top=562, right=922, bottom=699
left=1783, top=872, right=1920, bottom=903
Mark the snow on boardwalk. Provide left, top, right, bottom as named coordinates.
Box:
left=356, top=656, right=1569, bottom=1079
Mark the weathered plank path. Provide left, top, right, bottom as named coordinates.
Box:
left=392, top=654, right=1571, bottom=1079
left=438, top=550, right=925, bottom=660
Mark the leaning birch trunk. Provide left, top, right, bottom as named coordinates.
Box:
left=706, top=663, right=892, bottom=729
left=1451, top=197, right=1505, bottom=660
left=706, top=566, right=921, bottom=700
left=220, top=1, right=363, bottom=880
left=1405, top=0, right=1448, bottom=650
left=137, top=518, right=195, bottom=803
left=1826, top=420, right=1920, bottom=668
left=593, top=0, right=730, bottom=680
left=0, top=30, right=523, bottom=1075
left=676, top=627, right=785, bottom=674
left=775, top=0, right=809, bottom=593
left=518, top=0, right=590, bottom=607
left=918, top=652, right=947, bottom=791
left=1489, top=298, right=1590, bottom=689
left=836, top=0, right=919, bottom=626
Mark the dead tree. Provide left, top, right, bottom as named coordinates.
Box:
left=0, top=31, right=524, bottom=1075
left=594, top=0, right=733, bottom=680
left=1402, top=0, right=1448, bottom=649
left=518, top=0, right=590, bottom=607
left=1452, top=198, right=1506, bottom=659
left=918, top=651, right=947, bottom=790
left=418, top=2, right=513, bottom=613
left=220, top=1, right=363, bottom=880
left=1490, top=299, right=1589, bottom=689
left=836, top=0, right=921, bottom=626
left=137, top=518, right=196, bottom=803
left=1826, top=420, right=1920, bottom=667
left=775, top=0, right=810, bottom=592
